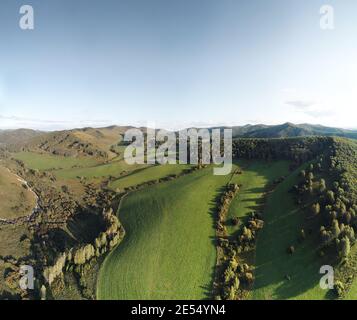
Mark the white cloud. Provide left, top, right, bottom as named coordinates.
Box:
left=285, top=100, right=316, bottom=109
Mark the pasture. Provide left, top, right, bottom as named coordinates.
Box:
left=97, top=166, right=234, bottom=299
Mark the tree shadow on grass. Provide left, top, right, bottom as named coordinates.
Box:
left=253, top=194, right=335, bottom=300
left=241, top=187, right=266, bottom=195
left=67, top=211, right=106, bottom=244
left=200, top=185, right=228, bottom=299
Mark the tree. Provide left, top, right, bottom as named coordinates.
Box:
left=241, top=227, right=253, bottom=242
left=311, top=203, right=321, bottom=216
left=40, top=285, right=47, bottom=300
left=331, top=219, right=341, bottom=238
left=231, top=217, right=240, bottom=226
left=74, top=248, right=86, bottom=265
left=326, top=190, right=335, bottom=204
left=345, top=212, right=352, bottom=225
left=307, top=172, right=314, bottom=180
left=232, top=276, right=240, bottom=291
left=334, top=281, right=345, bottom=297
left=333, top=181, right=339, bottom=191
left=339, top=237, right=350, bottom=259
left=319, top=179, right=326, bottom=193
left=226, top=286, right=236, bottom=300
left=61, top=185, right=69, bottom=193
left=341, top=225, right=355, bottom=243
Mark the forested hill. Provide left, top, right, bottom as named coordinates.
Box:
left=211, top=123, right=357, bottom=139
left=1, top=123, right=356, bottom=150
left=231, top=136, right=357, bottom=298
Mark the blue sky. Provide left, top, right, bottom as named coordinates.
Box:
left=0, top=0, right=356, bottom=130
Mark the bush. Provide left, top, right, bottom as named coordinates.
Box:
left=334, top=281, right=345, bottom=297
left=311, top=203, right=321, bottom=216
left=231, top=217, right=240, bottom=226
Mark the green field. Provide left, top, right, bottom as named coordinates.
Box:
left=97, top=161, right=300, bottom=300
left=253, top=164, right=330, bottom=300
left=13, top=152, right=97, bottom=171
left=97, top=166, right=234, bottom=300
left=12, top=151, right=344, bottom=300
left=55, top=159, right=146, bottom=179
left=13, top=151, right=148, bottom=180
left=109, top=163, right=193, bottom=190
left=226, top=160, right=290, bottom=236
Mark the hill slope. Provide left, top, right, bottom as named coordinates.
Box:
left=97, top=167, right=233, bottom=300
left=0, top=166, right=37, bottom=219
left=211, top=123, right=357, bottom=139
left=0, top=129, right=44, bottom=146
left=18, top=126, right=133, bottom=159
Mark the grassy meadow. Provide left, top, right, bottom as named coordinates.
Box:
left=109, top=163, right=193, bottom=190
left=13, top=151, right=146, bottom=181
left=97, top=160, right=299, bottom=300
left=55, top=159, right=146, bottom=179
left=7, top=150, right=348, bottom=300
left=252, top=164, right=331, bottom=300
left=226, top=160, right=290, bottom=237
left=97, top=166, right=234, bottom=300
left=0, top=166, right=37, bottom=219
left=13, top=152, right=97, bottom=171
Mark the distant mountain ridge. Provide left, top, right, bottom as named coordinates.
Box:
left=0, top=128, right=44, bottom=146
left=0, top=123, right=356, bottom=156
left=210, top=123, right=357, bottom=139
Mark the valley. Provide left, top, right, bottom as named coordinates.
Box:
left=0, top=125, right=356, bottom=300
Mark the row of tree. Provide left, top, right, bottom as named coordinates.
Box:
left=216, top=183, right=240, bottom=236
left=213, top=181, right=265, bottom=300
left=43, top=208, right=123, bottom=287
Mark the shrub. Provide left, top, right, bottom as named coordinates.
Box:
left=231, top=217, right=240, bottom=226
left=338, top=237, right=351, bottom=259
left=311, top=203, right=321, bottom=216
left=334, top=281, right=345, bottom=297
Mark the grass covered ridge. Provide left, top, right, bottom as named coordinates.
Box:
left=253, top=164, right=330, bottom=300
left=97, top=166, right=233, bottom=300
left=0, top=166, right=36, bottom=219
left=97, top=161, right=292, bottom=300
left=13, top=152, right=97, bottom=171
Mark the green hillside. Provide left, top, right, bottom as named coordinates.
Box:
left=13, top=151, right=97, bottom=171
left=0, top=166, right=37, bottom=219
left=97, top=166, right=233, bottom=300
left=109, top=163, right=193, bottom=190
left=229, top=123, right=357, bottom=139
left=97, top=160, right=293, bottom=300
left=2, top=131, right=357, bottom=301
left=253, top=164, right=330, bottom=300
left=226, top=160, right=290, bottom=236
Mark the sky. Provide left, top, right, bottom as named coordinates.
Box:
left=0, top=0, right=356, bottom=130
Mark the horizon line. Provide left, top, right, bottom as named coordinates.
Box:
left=1, top=122, right=357, bottom=133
